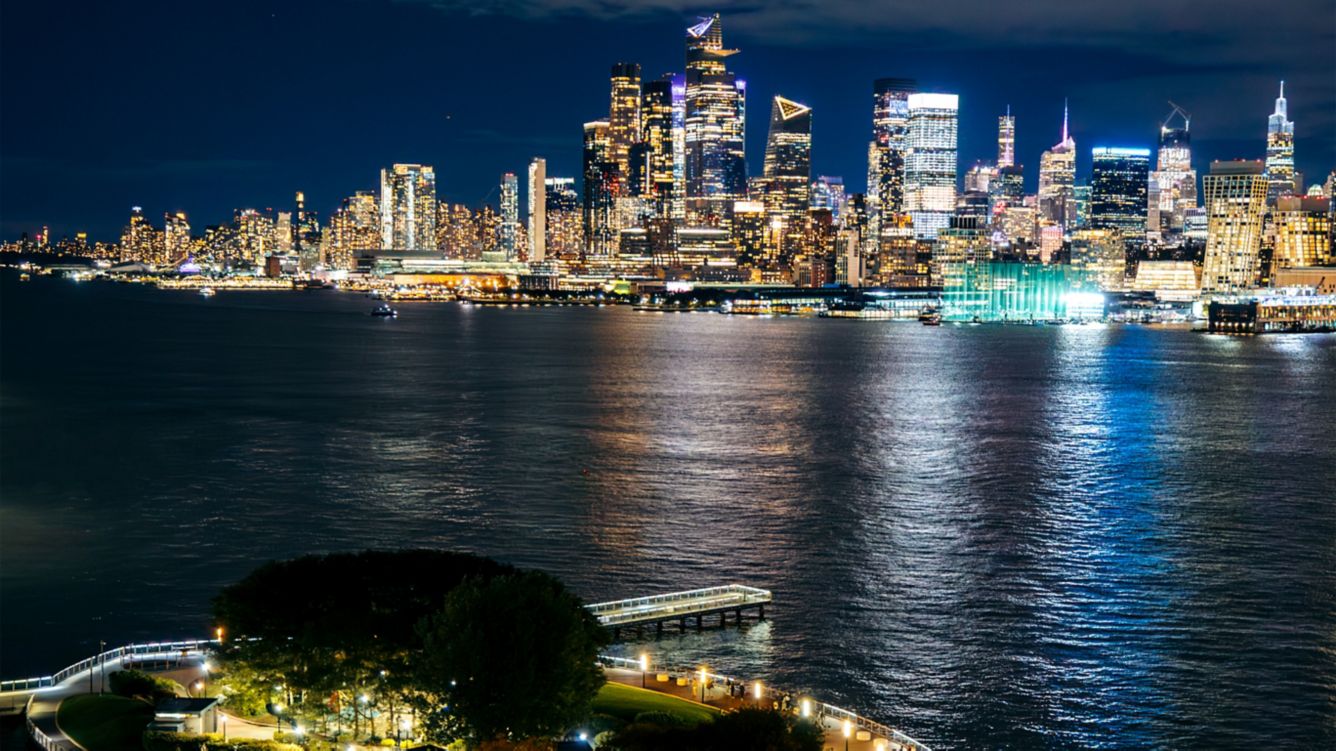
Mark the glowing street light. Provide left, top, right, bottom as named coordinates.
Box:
left=753, top=681, right=763, bottom=701
left=214, top=626, right=224, bottom=644
left=639, top=653, right=649, bottom=688
left=843, top=720, right=852, bottom=751
left=698, top=667, right=708, bottom=703
left=800, top=698, right=811, bottom=718
left=192, top=680, right=205, bottom=697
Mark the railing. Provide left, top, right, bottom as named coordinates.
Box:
left=596, top=655, right=931, bottom=751
left=587, top=585, right=772, bottom=626
left=25, top=696, right=61, bottom=751
left=1, top=639, right=215, bottom=695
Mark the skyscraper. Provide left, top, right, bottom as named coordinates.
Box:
left=869, top=78, right=917, bottom=219
left=1200, top=160, right=1269, bottom=293
left=1265, top=81, right=1296, bottom=201
left=544, top=177, right=583, bottom=259
left=810, top=176, right=846, bottom=221
left=164, top=211, right=191, bottom=261
left=760, top=95, right=813, bottom=236
left=528, top=157, right=546, bottom=263
left=1090, top=147, right=1150, bottom=241
left=641, top=76, right=677, bottom=219
left=1272, top=196, right=1332, bottom=271
left=903, top=92, right=958, bottom=239
left=997, top=106, right=1015, bottom=169
left=583, top=120, right=619, bottom=257
left=499, top=172, right=519, bottom=261
left=379, top=164, right=436, bottom=250
left=1038, top=102, right=1076, bottom=230
left=609, top=63, right=643, bottom=176
left=1149, top=104, right=1198, bottom=239
left=684, top=14, right=746, bottom=224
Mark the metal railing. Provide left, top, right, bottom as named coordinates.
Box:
left=588, top=585, right=772, bottom=626
left=596, top=655, right=931, bottom=751
left=1, top=639, right=215, bottom=695
left=25, top=696, right=62, bottom=751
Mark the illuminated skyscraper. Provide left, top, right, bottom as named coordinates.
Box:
left=869, top=78, right=917, bottom=219
left=609, top=63, right=642, bottom=176
left=1070, top=228, right=1126, bottom=291
left=164, top=211, right=191, bottom=261
left=810, top=176, right=846, bottom=221
left=1265, top=81, right=1296, bottom=201
left=544, top=177, right=582, bottom=259
left=903, top=92, right=958, bottom=239
left=1090, top=147, right=1150, bottom=241
left=1272, top=196, right=1332, bottom=271
left=327, top=191, right=379, bottom=268
left=583, top=120, right=619, bottom=257
left=760, top=95, right=813, bottom=235
left=499, top=172, right=519, bottom=260
left=641, top=76, right=678, bottom=219
left=1149, top=104, right=1198, bottom=239
left=275, top=211, right=294, bottom=252
left=528, top=157, right=546, bottom=262
left=1038, top=102, right=1076, bottom=230
left=1200, top=160, right=1269, bottom=293
left=684, top=14, right=746, bottom=224
left=379, top=164, right=436, bottom=250
left=998, top=106, right=1015, bottom=168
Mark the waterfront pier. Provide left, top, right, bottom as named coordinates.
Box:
left=587, top=584, right=772, bottom=638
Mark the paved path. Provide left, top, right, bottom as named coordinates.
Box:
left=23, top=656, right=207, bottom=751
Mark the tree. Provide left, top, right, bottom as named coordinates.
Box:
left=415, top=572, right=608, bottom=747
left=107, top=669, right=177, bottom=702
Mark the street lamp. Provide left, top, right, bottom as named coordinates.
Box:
left=753, top=681, right=763, bottom=702
left=192, top=680, right=205, bottom=698
left=397, top=717, right=411, bottom=749
left=639, top=654, right=649, bottom=688
left=220, top=714, right=227, bottom=741
left=800, top=698, right=811, bottom=719
left=843, top=720, right=852, bottom=751
left=698, top=668, right=707, bottom=703
left=214, top=626, right=224, bottom=644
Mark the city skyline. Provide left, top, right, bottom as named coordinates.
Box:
left=1, top=0, right=1330, bottom=241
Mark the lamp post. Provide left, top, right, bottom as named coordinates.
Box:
left=698, top=668, right=707, bottom=703
left=639, top=654, right=649, bottom=688
left=220, top=714, right=227, bottom=741
left=843, top=720, right=852, bottom=751
left=753, top=681, right=763, bottom=703
left=98, top=640, right=107, bottom=694
left=397, top=717, right=411, bottom=749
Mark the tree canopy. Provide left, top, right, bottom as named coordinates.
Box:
left=415, top=571, right=609, bottom=746
left=600, top=709, right=824, bottom=751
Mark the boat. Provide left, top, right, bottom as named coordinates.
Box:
left=371, top=304, right=397, bottom=318
left=199, top=287, right=216, bottom=298
left=921, top=312, right=942, bottom=326
left=917, top=306, right=941, bottom=323
left=19, top=272, right=30, bottom=282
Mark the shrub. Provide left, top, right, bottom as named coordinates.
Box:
left=107, top=669, right=177, bottom=702
left=144, top=730, right=302, bottom=751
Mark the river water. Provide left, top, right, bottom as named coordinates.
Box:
left=2, top=272, right=1333, bottom=748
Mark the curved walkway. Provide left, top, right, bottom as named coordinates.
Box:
left=15, top=648, right=210, bottom=751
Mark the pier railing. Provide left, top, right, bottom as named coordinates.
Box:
left=588, top=584, right=772, bottom=627
left=597, top=655, right=931, bottom=751
left=1, top=639, right=214, bottom=694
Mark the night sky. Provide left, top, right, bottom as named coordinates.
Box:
left=2, top=0, right=1332, bottom=241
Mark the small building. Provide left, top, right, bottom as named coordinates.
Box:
left=151, top=697, right=220, bottom=735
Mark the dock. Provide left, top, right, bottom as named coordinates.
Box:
left=587, top=584, right=772, bottom=638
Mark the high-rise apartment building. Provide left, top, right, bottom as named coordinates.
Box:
left=1070, top=228, right=1126, bottom=291
left=684, top=14, right=746, bottom=224
left=583, top=120, right=619, bottom=257
left=868, top=77, right=917, bottom=232
left=1265, top=81, right=1296, bottom=201
left=1200, top=160, right=1269, bottom=293
left=528, top=157, right=547, bottom=263
left=164, top=211, right=191, bottom=261
left=544, top=177, right=583, bottom=259
left=641, top=76, right=677, bottom=219
left=810, top=176, right=846, bottom=222
left=379, top=164, right=436, bottom=250
left=609, top=63, right=643, bottom=176
left=1272, top=195, right=1332, bottom=271
left=499, top=172, right=519, bottom=260
left=903, top=92, right=958, bottom=239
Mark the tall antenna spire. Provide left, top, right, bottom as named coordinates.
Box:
left=1279, top=80, right=1285, bottom=99
left=1062, top=98, right=1069, bottom=143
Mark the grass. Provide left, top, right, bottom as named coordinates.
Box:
left=591, top=682, right=720, bottom=725
left=57, top=694, right=154, bottom=751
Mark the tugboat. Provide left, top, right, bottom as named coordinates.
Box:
left=371, top=303, right=397, bottom=318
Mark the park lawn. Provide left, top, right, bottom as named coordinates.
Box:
left=57, top=694, right=155, bottom=751
left=591, top=682, right=720, bottom=725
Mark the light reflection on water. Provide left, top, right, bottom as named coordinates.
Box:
left=2, top=274, right=1334, bottom=748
